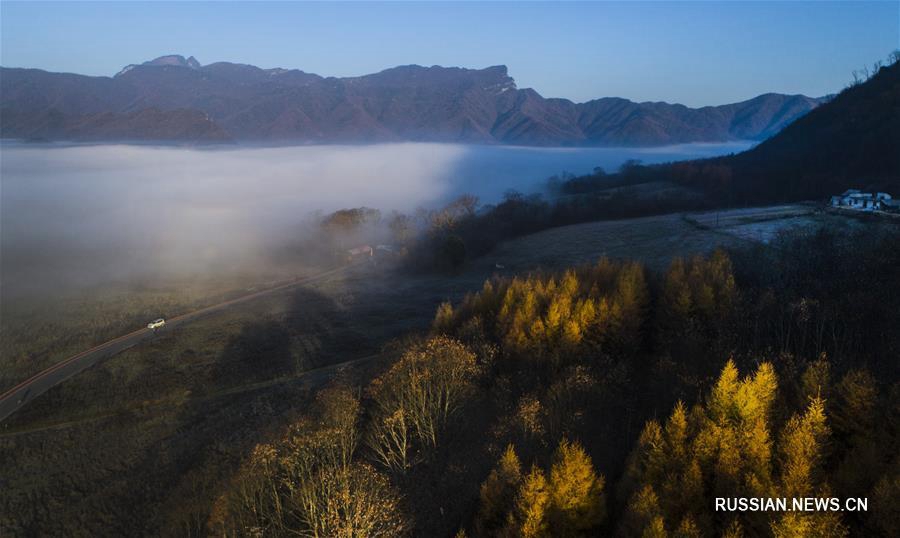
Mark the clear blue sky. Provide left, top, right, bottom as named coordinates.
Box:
left=2, top=1, right=897, bottom=106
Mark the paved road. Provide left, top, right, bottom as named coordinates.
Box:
left=0, top=265, right=354, bottom=423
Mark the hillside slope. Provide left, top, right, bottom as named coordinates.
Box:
left=0, top=107, right=230, bottom=142
left=641, top=59, right=900, bottom=202
left=729, top=59, right=900, bottom=199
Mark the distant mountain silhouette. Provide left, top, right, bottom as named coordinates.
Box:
left=1, top=56, right=825, bottom=145
left=116, top=54, right=201, bottom=77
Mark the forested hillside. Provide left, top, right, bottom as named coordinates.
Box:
left=210, top=224, right=900, bottom=537
left=678, top=54, right=900, bottom=202
left=594, top=54, right=900, bottom=204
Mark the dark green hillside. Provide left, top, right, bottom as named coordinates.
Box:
left=734, top=58, right=900, bottom=199
left=671, top=58, right=900, bottom=202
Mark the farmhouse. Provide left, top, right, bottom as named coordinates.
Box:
left=829, top=190, right=897, bottom=212
left=346, top=245, right=373, bottom=262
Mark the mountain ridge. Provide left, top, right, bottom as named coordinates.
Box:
left=116, top=54, right=202, bottom=77
left=1, top=56, right=827, bottom=145
left=600, top=59, right=900, bottom=202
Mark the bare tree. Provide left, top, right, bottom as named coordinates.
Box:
left=429, top=195, right=479, bottom=232
left=366, top=336, right=479, bottom=471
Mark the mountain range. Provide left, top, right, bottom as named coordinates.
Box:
left=0, top=55, right=826, bottom=146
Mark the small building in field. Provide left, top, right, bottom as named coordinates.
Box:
left=830, top=190, right=895, bottom=211
left=346, top=245, right=373, bottom=262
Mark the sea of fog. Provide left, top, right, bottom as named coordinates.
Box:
left=0, top=141, right=751, bottom=296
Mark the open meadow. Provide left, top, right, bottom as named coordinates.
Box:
left=0, top=263, right=328, bottom=391
left=478, top=203, right=859, bottom=273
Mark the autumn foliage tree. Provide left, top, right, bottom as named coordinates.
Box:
left=770, top=397, right=846, bottom=537
left=210, top=384, right=407, bottom=537
left=366, top=336, right=479, bottom=472
left=476, top=445, right=524, bottom=536
left=435, top=258, right=649, bottom=368
left=618, top=359, right=860, bottom=537
left=477, top=438, right=606, bottom=537
left=548, top=439, right=607, bottom=535
left=655, top=250, right=737, bottom=375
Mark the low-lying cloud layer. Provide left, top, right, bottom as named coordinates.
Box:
left=1, top=141, right=751, bottom=298
left=1, top=143, right=466, bottom=294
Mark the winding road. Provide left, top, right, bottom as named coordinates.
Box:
left=0, top=264, right=354, bottom=423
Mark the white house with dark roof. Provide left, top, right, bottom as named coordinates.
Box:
left=830, top=190, right=896, bottom=212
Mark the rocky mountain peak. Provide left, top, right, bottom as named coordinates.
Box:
left=116, top=55, right=201, bottom=77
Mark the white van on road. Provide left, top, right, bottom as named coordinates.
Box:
left=147, top=318, right=166, bottom=330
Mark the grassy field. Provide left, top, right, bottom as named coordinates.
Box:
left=0, top=203, right=864, bottom=535
left=479, top=203, right=859, bottom=273
left=0, top=264, right=326, bottom=391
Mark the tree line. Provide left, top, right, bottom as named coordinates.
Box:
left=209, top=224, right=898, bottom=536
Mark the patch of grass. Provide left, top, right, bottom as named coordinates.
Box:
left=481, top=205, right=861, bottom=274
left=480, top=213, right=733, bottom=273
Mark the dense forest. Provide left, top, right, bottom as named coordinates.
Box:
left=209, top=224, right=900, bottom=537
